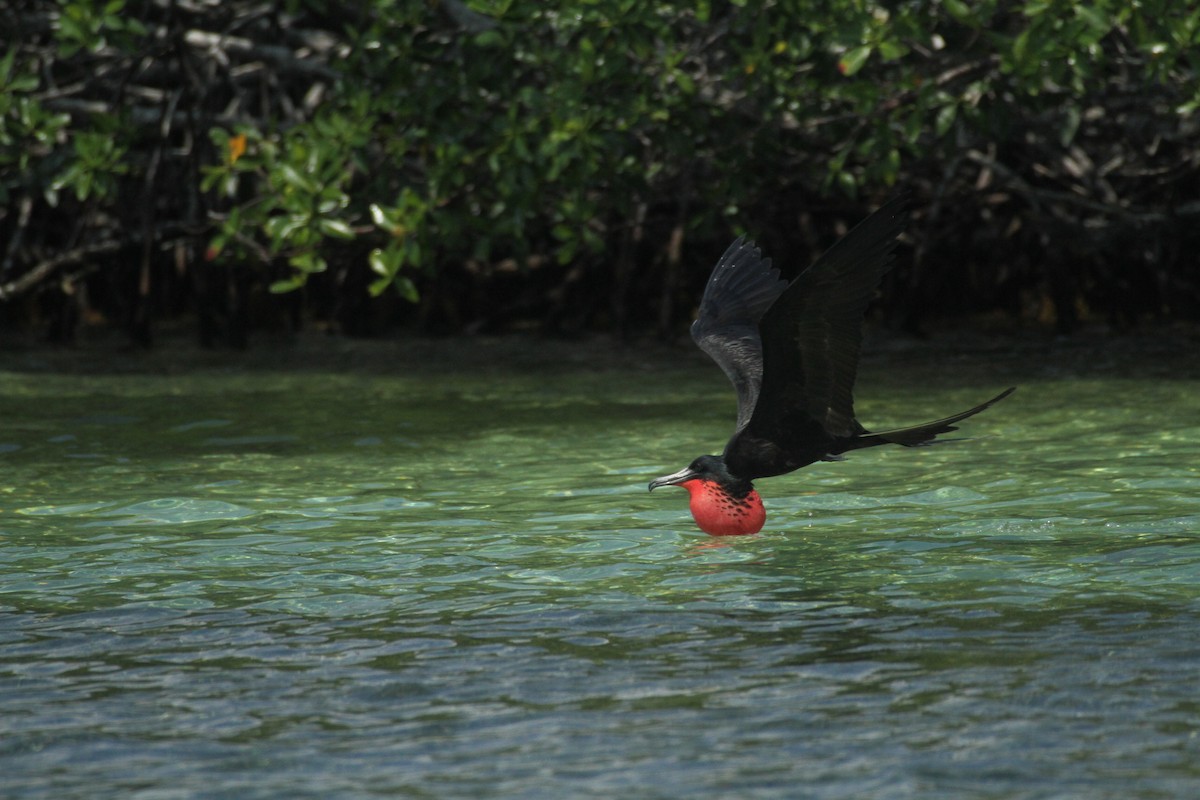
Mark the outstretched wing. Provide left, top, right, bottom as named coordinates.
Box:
left=742, top=195, right=910, bottom=449
left=690, top=236, right=788, bottom=433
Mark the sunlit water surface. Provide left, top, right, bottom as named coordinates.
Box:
left=2, top=334, right=1199, bottom=799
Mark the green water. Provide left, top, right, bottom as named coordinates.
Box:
left=2, top=334, right=1199, bottom=799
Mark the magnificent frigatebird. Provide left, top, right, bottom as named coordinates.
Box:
left=649, top=196, right=1014, bottom=535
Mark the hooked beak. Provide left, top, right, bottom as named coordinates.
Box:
left=648, top=466, right=699, bottom=492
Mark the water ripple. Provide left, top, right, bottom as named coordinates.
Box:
left=1, top=354, right=1199, bottom=798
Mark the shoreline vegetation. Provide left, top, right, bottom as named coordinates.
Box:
left=2, top=2, right=1198, bottom=347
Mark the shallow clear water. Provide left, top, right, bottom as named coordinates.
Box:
left=2, top=334, right=1199, bottom=799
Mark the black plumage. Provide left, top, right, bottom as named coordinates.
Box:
left=651, top=196, right=1014, bottom=518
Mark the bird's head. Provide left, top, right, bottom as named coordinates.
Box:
left=649, top=455, right=765, bottom=536
left=649, top=455, right=739, bottom=493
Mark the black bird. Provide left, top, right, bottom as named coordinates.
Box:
left=649, top=196, right=1014, bottom=535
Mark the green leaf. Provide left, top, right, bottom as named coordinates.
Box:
left=1075, top=5, right=1111, bottom=36
left=1012, top=28, right=1032, bottom=66
left=902, top=118, right=920, bottom=147
left=368, top=276, right=391, bottom=297
left=878, top=39, right=909, bottom=61
left=935, top=103, right=958, bottom=137
left=0, top=49, right=15, bottom=83
left=269, top=276, right=307, bottom=294
left=1176, top=99, right=1200, bottom=116
left=405, top=239, right=422, bottom=268
left=289, top=251, right=327, bottom=274
left=942, top=0, right=975, bottom=24
left=1059, top=106, right=1081, bottom=146
left=393, top=276, right=419, bottom=303
left=279, top=164, right=316, bottom=192
left=1023, top=0, right=1053, bottom=17
left=556, top=238, right=577, bottom=265
left=369, top=245, right=405, bottom=276
left=9, top=74, right=38, bottom=92
left=836, top=170, right=858, bottom=197
left=838, top=46, right=872, bottom=77
left=369, top=203, right=393, bottom=228
left=474, top=30, right=504, bottom=48
left=318, top=218, right=355, bottom=239
left=264, top=214, right=307, bottom=245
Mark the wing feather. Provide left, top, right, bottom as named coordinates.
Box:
left=744, top=195, right=910, bottom=445
left=690, top=236, right=788, bottom=433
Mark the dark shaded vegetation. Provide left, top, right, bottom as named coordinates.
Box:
left=1, top=0, right=1198, bottom=347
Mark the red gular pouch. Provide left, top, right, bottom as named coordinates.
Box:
left=679, top=479, right=765, bottom=536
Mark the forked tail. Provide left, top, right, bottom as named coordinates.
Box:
left=846, top=387, right=1015, bottom=451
